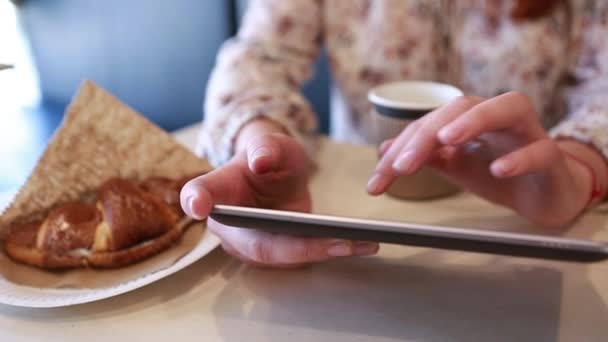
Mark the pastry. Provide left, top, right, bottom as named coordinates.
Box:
left=4, top=175, right=197, bottom=269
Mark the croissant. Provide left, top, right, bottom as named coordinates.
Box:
left=4, top=175, right=197, bottom=269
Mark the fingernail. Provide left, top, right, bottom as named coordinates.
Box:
left=327, top=241, right=353, bottom=257
left=186, top=195, right=202, bottom=220
left=367, top=174, right=387, bottom=194
left=249, top=146, right=273, bottom=172
left=379, top=141, right=391, bottom=156
left=392, top=150, right=416, bottom=174
left=251, top=146, right=272, bottom=162
left=439, top=126, right=464, bottom=144
left=492, top=160, right=514, bottom=176
left=354, top=242, right=379, bottom=256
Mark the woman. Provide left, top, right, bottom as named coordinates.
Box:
left=180, top=0, right=608, bottom=267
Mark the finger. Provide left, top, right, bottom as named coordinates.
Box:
left=181, top=133, right=308, bottom=219
left=367, top=120, right=422, bottom=195
left=379, top=139, right=395, bottom=157
left=369, top=96, right=483, bottom=195
left=180, top=164, right=251, bottom=220
left=438, top=92, right=544, bottom=146
left=490, top=138, right=561, bottom=178
left=209, top=221, right=309, bottom=268
left=391, top=96, right=484, bottom=175
left=377, top=120, right=421, bottom=172
left=377, top=96, right=483, bottom=176
left=208, top=218, right=379, bottom=266
left=428, top=145, right=460, bottom=169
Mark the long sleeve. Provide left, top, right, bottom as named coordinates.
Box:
left=197, top=0, right=322, bottom=167
left=551, top=2, right=608, bottom=159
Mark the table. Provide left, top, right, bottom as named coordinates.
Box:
left=1, top=124, right=607, bottom=342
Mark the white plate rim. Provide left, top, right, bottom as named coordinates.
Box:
left=0, top=229, right=220, bottom=308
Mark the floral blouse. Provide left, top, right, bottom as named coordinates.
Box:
left=199, top=0, right=608, bottom=167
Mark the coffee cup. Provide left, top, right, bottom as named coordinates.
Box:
left=368, top=81, right=463, bottom=200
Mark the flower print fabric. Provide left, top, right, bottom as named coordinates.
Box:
left=199, top=0, right=608, bottom=168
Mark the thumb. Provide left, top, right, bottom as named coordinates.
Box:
left=246, top=133, right=287, bottom=174
left=180, top=163, right=250, bottom=220
left=180, top=133, right=305, bottom=220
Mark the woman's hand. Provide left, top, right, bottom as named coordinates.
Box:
left=369, top=92, right=607, bottom=228
left=181, top=118, right=378, bottom=267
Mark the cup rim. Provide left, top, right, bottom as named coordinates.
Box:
left=368, top=81, right=463, bottom=111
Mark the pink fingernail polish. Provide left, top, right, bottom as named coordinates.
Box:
left=249, top=147, right=273, bottom=172
left=187, top=195, right=202, bottom=220
left=439, top=126, right=463, bottom=144
left=379, top=141, right=391, bottom=156
left=392, top=150, right=415, bottom=173
left=354, top=242, right=379, bottom=256
left=327, top=242, right=353, bottom=257
left=367, top=174, right=385, bottom=194
left=251, top=146, right=272, bottom=161
left=492, top=160, right=514, bottom=176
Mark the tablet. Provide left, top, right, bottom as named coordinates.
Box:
left=210, top=205, right=608, bottom=263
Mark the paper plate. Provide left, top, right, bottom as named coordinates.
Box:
left=0, top=228, right=219, bottom=308
left=0, top=81, right=219, bottom=308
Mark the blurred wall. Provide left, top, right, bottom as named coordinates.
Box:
left=17, top=0, right=233, bottom=130
left=17, top=0, right=331, bottom=132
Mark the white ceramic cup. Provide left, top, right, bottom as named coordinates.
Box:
left=368, top=81, right=464, bottom=200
